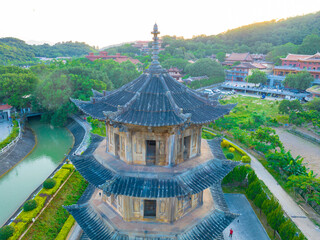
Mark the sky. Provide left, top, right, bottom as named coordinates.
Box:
left=1, top=0, right=320, bottom=48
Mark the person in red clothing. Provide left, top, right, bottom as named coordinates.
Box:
left=229, top=228, right=233, bottom=238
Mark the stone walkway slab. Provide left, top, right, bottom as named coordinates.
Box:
left=223, top=194, right=270, bottom=240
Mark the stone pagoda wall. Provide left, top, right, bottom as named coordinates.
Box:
left=105, top=123, right=202, bottom=166
left=102, top=192, right=203, bottom=223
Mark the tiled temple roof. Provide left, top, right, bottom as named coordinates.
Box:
left=71, top=72, right=235, bottom=126
left=69, top=138, right=240, bottom=198
left=65, top=204, right=129, bottom=240
left=65, top=185, right=238, bottom=240
left=71, top=23, right=235, bottom=126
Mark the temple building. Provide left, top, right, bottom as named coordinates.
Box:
left=66, top=24, right=239, bottom=240
left=273, top=53, right=320, bottom=85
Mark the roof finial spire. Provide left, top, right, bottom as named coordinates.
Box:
left=149, top=23, right=161, bottom=71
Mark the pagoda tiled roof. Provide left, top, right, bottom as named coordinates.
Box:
left=69, top=137, right=240, bottom=198
left=65, top=183, right=238, bottom=240
left=71, top=70, right=235, bottom=126
left=65, top=204, right=129, bottom=240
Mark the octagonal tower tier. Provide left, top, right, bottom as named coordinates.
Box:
left=66, top=24, right=239, bottom=240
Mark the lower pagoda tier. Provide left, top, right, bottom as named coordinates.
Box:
left=65, top=134, right=240, bottom=239
left=65, top=183, right=238, bottom=240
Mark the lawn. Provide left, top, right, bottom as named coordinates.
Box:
left=212, top=95, right=288, bottom=131
left=21, top=171, right=88, bottom=240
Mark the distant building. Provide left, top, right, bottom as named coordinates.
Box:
left=86, top=51, right=141, bottom=65
left=167, top=67, right=183, bottom=82
left=222, top=52, right=253, bottom=66
left=273, top=53, right=320, bottom=85
left=184, top=75, right=209, bottom=84
left=133, top=40, right=164, bottom=54
left=225, top=62, right=270, bottom=81
left=250, top=54, right=266, bottom=62
left=0, top=104, right=13, bottom=122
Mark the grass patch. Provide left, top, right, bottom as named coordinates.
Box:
left=21, top=171, right=88, bottom=240
left=222, top=147, right=242, bottom=161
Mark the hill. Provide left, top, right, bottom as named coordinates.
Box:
left=160, top=11, right=320, bottom=59
left=0, top=38, right=96, bottom=65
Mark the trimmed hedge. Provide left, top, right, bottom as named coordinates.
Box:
left=55, top=215, right=75, bottom=240
left=0, top=225, right=14, bottom=240
left=23, top=200, right=37, bottom=212
left=40, top=168, right=72, bottom=196
left=43, top=178, right=56, bottom=189
left=226, top=153, right=234, bottom=160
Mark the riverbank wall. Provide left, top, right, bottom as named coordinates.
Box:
left=0, top=128, right=36, bottom=178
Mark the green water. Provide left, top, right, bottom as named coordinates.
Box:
left=0, top=118, right=73, bottom=226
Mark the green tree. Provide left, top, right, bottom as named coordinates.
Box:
left=253, top=192, right=267, bottom=215
left=262, top=197, right=279, bottom=216
left=279, top=219, right=297, bottom=240
left=0, top=66, right=38, bottom=108
left=267, top=207, right=286, bottom=236
left=251, top=127, right=283, bottom=151
left=246, top=69, right=267, bottom=85
left=305, top=98, right=320, bottom=112
left=161, top=58, right=189, bottom=71
left=216, top=52, right=226, bottom=62
left=246, top=180, right=262, bottom=200
left=0, top=225, right=14, bottom=240
left=185, top=58, right=225, bottom=80
left=278, top=99, right=302, bottom=114
left=298, top=34, right=320, bottom=54
left=283, top=71, right=313, bottom=90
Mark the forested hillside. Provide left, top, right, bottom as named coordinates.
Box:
left=104, top=11, right=320, bottom=67
left=0, top=38, right=96, bottom=65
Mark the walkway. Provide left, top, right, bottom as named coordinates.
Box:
left=223, top=194, right=270, bottom=240
left=0, top=128, right=35, bottom=177
left=275, top=128, right=320, bottom=176
left=248, top=150, right=320, bottom=240
left=0, top=121, right=12, bottom=141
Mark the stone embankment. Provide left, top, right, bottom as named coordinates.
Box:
left=0, top=128, right=35, bottom=177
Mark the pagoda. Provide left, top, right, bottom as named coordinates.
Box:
left=66, top=24, right=239, bottom=240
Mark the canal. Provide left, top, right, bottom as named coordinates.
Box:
left=0, top=117, right=74, bottom=226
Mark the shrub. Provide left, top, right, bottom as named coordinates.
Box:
left=221, top=140, right=230, bottom=148
left=61, top=164, right=75, bottom=171
left=267, top=206, right=286, bottom=232
left=55, top=215, right=75, bottom=240
left=246, top=180, right=262, bottom=200
left=23, top=200, right=37, bottom=212
left=241, top=155, right=251, bottom=163
left=222, top=165, right=248, bottom=184
left=0, top=225, right=14, bottom=240
left=279, top=219, right=297, bottom=240
left=226, top=153, right=234, bottom=160
left=228, top=147, right=235, bottom=152
left=262, top=197, right=279, bottom=216
left=9, top=221, right=28, bottom=240
left=43, top=178, right=56, bottom=189
left=247, top=171, right=258, bottom=184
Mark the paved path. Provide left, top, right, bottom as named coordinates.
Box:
left=223, top=194, right=270, bottom=240
left=0, top=128, right=35, bottom=177
left=0, top=121, right=12, bottom=141
left=248, top=150, right=320, bottom=240
left=275, top=128, right=320, bottom=176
